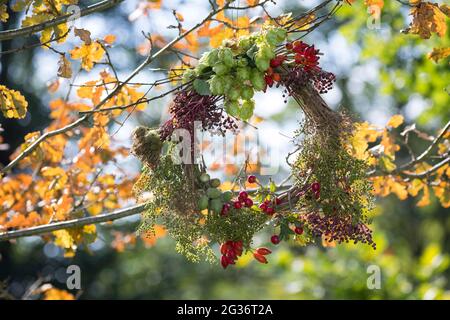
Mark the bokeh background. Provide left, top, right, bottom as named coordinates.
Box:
left=1, top=0, right=449, bottom=299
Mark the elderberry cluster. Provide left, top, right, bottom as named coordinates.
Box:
left=302, top=212, right=376, bottom=249
left=159, top=90, right=238, bottom=142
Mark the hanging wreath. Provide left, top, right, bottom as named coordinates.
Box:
left=131, top=23, right=375, bottom=268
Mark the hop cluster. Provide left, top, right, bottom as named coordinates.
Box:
left=159, top=90, right=238, bottom=142
left=302, top=212, right=376, bottom=249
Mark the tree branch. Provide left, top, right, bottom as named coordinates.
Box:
left=0, top=0, right=124, bottom=42
left=0, top=203, right=147, bottom=241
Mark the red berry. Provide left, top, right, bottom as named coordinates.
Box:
left=270, top=58, right=282, bottom=68
left=226, top=250, right=237, bottom=260
left=253, top=252, right=268, bottom=264
left=221, top=255, right=229, bottom=269
left=294, top=227, right=304, bottom=235
left=247, top=175, right=257, bottom=184
left=232, top=240, right=243, bottom=251
left=244, top=198, right=254, bottom=207
left=270, top=235, right=280, bottom=245
left=233, top=201, right=242, bottom=209
left=239, top=191, right=248, bottom=200
left=266, top=207, right=275, bottom=215
left=220, top=204, right=230, bottom=216
left=275, top=198, right=282, bottom=205
left=220, top=243, right=230, bottom=255
left=311, top=182, right=320, bottom=192
left=264, top=75, right=274, bottom=87
left=256, top=247, right=272, bottom=255
left=286, top=42, right=293, bottom=50
left=272, top=73, right=281, bottom=82
left=259, top=203, right=268, bottom=211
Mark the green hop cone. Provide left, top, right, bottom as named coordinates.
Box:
left=250, top=69, right=266, bottom=91
left=205, top=49, right=219, bottom=66
left=266, top=29, right=279, bottom=46
left=225, top=99, right=240, bottom=118
left=241, top=85, right=254, bottom=100
left=237, top=58, right=249, bottom=67
left=236, top=67, right=251, bottom=81
left=240, top=99, right=255, bottom=121
left=222, top=75, right=233, bottom=93
left=198, top=195, right=209, bottom=211
left=208, top=75, right=225, bottom=95
left=210, top=178, right=221, bottom=188
left=258, top=43, right=275, bottom=60
left=213, top=63, right=229, bottom=76
left=255, top=52, right=270, bottom=72
left=227, top=86, right=241, bottom=101
left=219, top=48, right=235, bottom=68
left=274, top=27, right=287, bottom=42
left=238, top=36, right=254, bottom=51
left=199, top=173, right=210, bottom=183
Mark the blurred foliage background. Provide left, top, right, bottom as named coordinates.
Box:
left=1, top=0, right=449, bottom=299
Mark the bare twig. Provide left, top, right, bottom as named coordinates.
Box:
left=0, top=0, right=124, bottom=42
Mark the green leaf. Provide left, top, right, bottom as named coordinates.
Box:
left=193, top=79, right=211, bottom=96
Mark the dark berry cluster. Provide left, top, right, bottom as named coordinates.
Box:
left=159, top=90, right=238, bottom=142
left=301, top=212, right=376, bottom=249
left=282, top=66, right=336, bottom=95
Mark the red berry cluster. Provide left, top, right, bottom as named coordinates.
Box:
left=233, top=191, right=253, bottom=209
left=259, top=198, right=282, bottom=215
left=253, top=247, right=272, bottom=264
left=220, top=240, right=243, bottom=269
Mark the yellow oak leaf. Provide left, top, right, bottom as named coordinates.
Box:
left=408, top=179, right=425, bottom=197
left=390, top=180, right=408, bottom=200
left=428, top=47, right=450, bottom=63
left=381, top=129, right=400, bottom=157
left=433, top=182, right=450, bottom=208
left=0, top=3, right=8, bottom=22
left=0, top=85, right=28, bottom=119
left=43, top=288, right=75, bottom=300
left=387, top=114, right=404, bottom=128
left=416, top=184, right=431, bottom=207
left=407, top=2, right=448, bottom=39
left=70, top=41, right=105, bottom=71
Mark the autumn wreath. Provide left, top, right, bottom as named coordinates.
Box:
left=131, top=23, right=375, bottom=268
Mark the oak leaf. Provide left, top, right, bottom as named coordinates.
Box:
left=406, top=2, right=448, bottom=39
left=70, top=41, right=105, bottom=71
left=0, top=85, right=28, bottom=119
